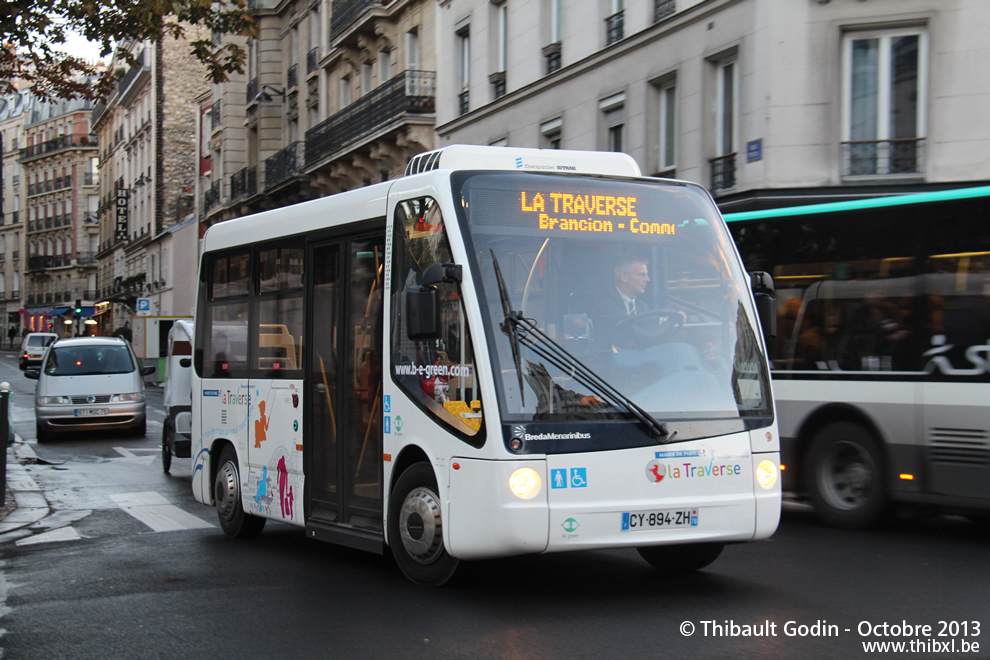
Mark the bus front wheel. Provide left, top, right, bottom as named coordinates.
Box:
left=388, top=463, right=460, bottom=586
left=637, top=542, right=724, bottom=572
left=214, top=446, right=266, bottom=538
left=805, top=422, right=887, bottom=529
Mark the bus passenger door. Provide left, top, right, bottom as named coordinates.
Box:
left=306, top=238, right=385, bottom=534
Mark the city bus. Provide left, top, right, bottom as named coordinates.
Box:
left=191, top=144, right=781, bottom=585
left=726, top=185, right=990, bottom=529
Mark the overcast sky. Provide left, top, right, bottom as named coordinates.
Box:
left=63, top=30, right=106, bottom=63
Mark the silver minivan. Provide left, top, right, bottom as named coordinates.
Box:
left=26, top=336, right=156, bottom=442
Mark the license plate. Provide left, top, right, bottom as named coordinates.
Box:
left=75, top=408, right=109, bottom=417
left=621, top=508, right=698, bottom=531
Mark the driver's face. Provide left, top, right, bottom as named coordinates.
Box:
left=623, top=262, right=650, bottom=296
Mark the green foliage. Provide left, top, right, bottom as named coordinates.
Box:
left=0, top=0, right=255, bottom=101
left=111, top=326, right=133, bottom=342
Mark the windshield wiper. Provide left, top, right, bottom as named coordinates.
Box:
left=489, top=249, right=673, bottom=443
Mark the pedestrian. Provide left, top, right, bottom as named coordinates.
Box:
left=7, top=325, right=15, bottom=350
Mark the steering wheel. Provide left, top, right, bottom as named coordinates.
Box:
left=611, top=308, right=686, bottom=348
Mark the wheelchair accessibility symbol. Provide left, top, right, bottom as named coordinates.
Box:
left=570, top=467, right=587, bottom=488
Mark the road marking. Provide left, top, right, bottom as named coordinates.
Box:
left=113, top=447, right=158, bottom=464
left=16, top=527, right=82, bottom=546
left=109, top=491, right=214, bottom=532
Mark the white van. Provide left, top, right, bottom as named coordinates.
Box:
left=19, top=332, right=59, bottom=370
left=162, top=320, right=194, bottom=473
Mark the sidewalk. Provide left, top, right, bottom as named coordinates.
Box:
left=0, top=436, right=51, bottom=534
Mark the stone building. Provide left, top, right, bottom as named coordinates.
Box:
left=0, top=90, right=30, bottom=338
left=433, top=0, right=990, bottom=208
left=18, top=94, right=100, bottom=337
left=93, top=35, right=208, bottom=335
left=200, top=0, right=438, bottom=233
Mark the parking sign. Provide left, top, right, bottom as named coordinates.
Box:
left=136, top=298, right=152, bottom=316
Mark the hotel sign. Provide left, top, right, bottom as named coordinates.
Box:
left=115, top=187, right=129, bottom=242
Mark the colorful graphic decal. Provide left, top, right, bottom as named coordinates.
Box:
left=550, top=467, right=588, bottom=489
left=645, top=457, right=742, bottom=483
left=561, top=518, right=580, bottom=533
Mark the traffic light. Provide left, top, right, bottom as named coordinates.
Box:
left=75, top=299, right=82, bottom=315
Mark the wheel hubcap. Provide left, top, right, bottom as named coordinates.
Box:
left=399, top=487, right=443, bottom=565
left=822, top=441, right=874, bottom=510
left=215, top=461, right=239, bottom=522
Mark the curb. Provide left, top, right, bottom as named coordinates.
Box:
left=0, top=436, right=51, bottom=535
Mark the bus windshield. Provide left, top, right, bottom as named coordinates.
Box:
left=454, top=171, right=771, bottom=439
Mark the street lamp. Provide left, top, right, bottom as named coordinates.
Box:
left=254, top=85, right=287, bottom=105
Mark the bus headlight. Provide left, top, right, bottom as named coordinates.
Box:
left=509, top=467, right=542, bottom=500
left=756, top=459, right=778, bottom=489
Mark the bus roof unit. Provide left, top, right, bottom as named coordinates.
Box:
left=404, top=144, right=642, bottom=178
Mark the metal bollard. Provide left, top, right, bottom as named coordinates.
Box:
left=0, top=382, right=9, bottom=501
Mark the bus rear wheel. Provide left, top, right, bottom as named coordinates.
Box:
left=388, top=463, right=460, bottom=586
left=637, top=542, right=724, bottom=572
left=214, top=446, right=266, bottom=538
left=805, top=421, right=887, bottom=529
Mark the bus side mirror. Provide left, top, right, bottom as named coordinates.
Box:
left=179, top=358, right=192, bottom=368
left=407, top=263, right=463, bottom=340
left=750, top=271, right=777, bottom=341
left=406, top=285, right=440, bottom=339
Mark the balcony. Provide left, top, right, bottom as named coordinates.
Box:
left=230, top=166, right=258, bottom=201
left=9, top=290, right=18, bottom=301
left=331, top=0, right=380, bottom=42
left=246, top=78, right=259, bottom=105
left=287, top=63, right=298, bottom=90
left=306, top=70, right=436, bottom=167
left=655, top=0, right=675, bottom=22
left=543, top=42, right=562, bottom=75
left=710, top=153, right=737, bottom=191
left=265, top=142, right=305, bottom=190
left=83, top=172, right=97, bottom=186
left=203, top=180, right=221, bottom=212
left=77, top=252, right=98, bottom=265
left=842, top=138, right=925, bottom=177
left=28, top=256, right=54, bottom=272
left=605, top=10, right=624, bottom=46
left=211, top=100, right=222, bottom=130
left=19, top=134, right=98, bottom=162
left=458, top=90, right=469, bottom=116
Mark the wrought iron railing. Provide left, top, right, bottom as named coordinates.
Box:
left=76, top=252, right=98, bottom=265
left=306, top=70, right=436, bottom=166
left=247, top=78, right=259, bottom=105
left=655, top=0, right=675, bottom=22
left=28, top=256, right=54, bottom=272
left=211, top=100, right=222, bottom=129
left=307, top=48, right=319, bottom=74
left=605, top=10, right=624, bottom=45
left=287, top=63, right=298, bottom=90
left=710, top=153, right=737, bottom=191
left=19, top=134, right=98, bottom=162
left=842, top=138, right=925, bottom=177
left=331, top=0, right=377, bottom=41
left=459, top=90, right=469, bottom=116
left=230, top=166, right=258, bottom=200
left=265, top=142, right=305, bottom=190
left=204, top=180, right=221, bottom=212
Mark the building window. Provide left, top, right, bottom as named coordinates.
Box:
left=658, top=78, right=677, bottom=174
left=378, top=50, right=391, bottom=84
left=361, top=62, right=373, bottom=94
left=842, top=28, right=926, bottom=176
left=406, top=28, right=420, bottom=70
left=710, top=56, right=737, bottom=191
left=600, top=93, right=625, bottom=152
left=496, top=2, right=507, bottom=73
left=606, top=0, right=624, bottom=46
left=541, top=117, right=562, bottom=149
left=340, top=76, right=351, bottom=108
left=457, top=23, right=471, bottom=115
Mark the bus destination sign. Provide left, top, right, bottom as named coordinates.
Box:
left=520, top=191, right=677, bottom=235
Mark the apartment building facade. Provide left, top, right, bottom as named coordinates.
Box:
left=433, top=0, right=990, bottom=208
left=93, top=37, right=207, bottom=335
left=0, top=91, right=29, bottom=337
left=18, top=95, right=100, bottom=336
left=200, top=0, right=438, bottom=233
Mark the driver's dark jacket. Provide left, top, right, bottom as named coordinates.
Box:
left=591, top=289, right=650, bottom=348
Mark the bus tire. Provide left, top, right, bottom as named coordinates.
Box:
left=214, top=446, right=266, bottom=538
left=388, top=463, right=460, bottom=586
left=805, top=421, right=887, bottom=529
left=637, top=542, right=724, bottom=572
left=161, top=423, right=172, bottom=474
